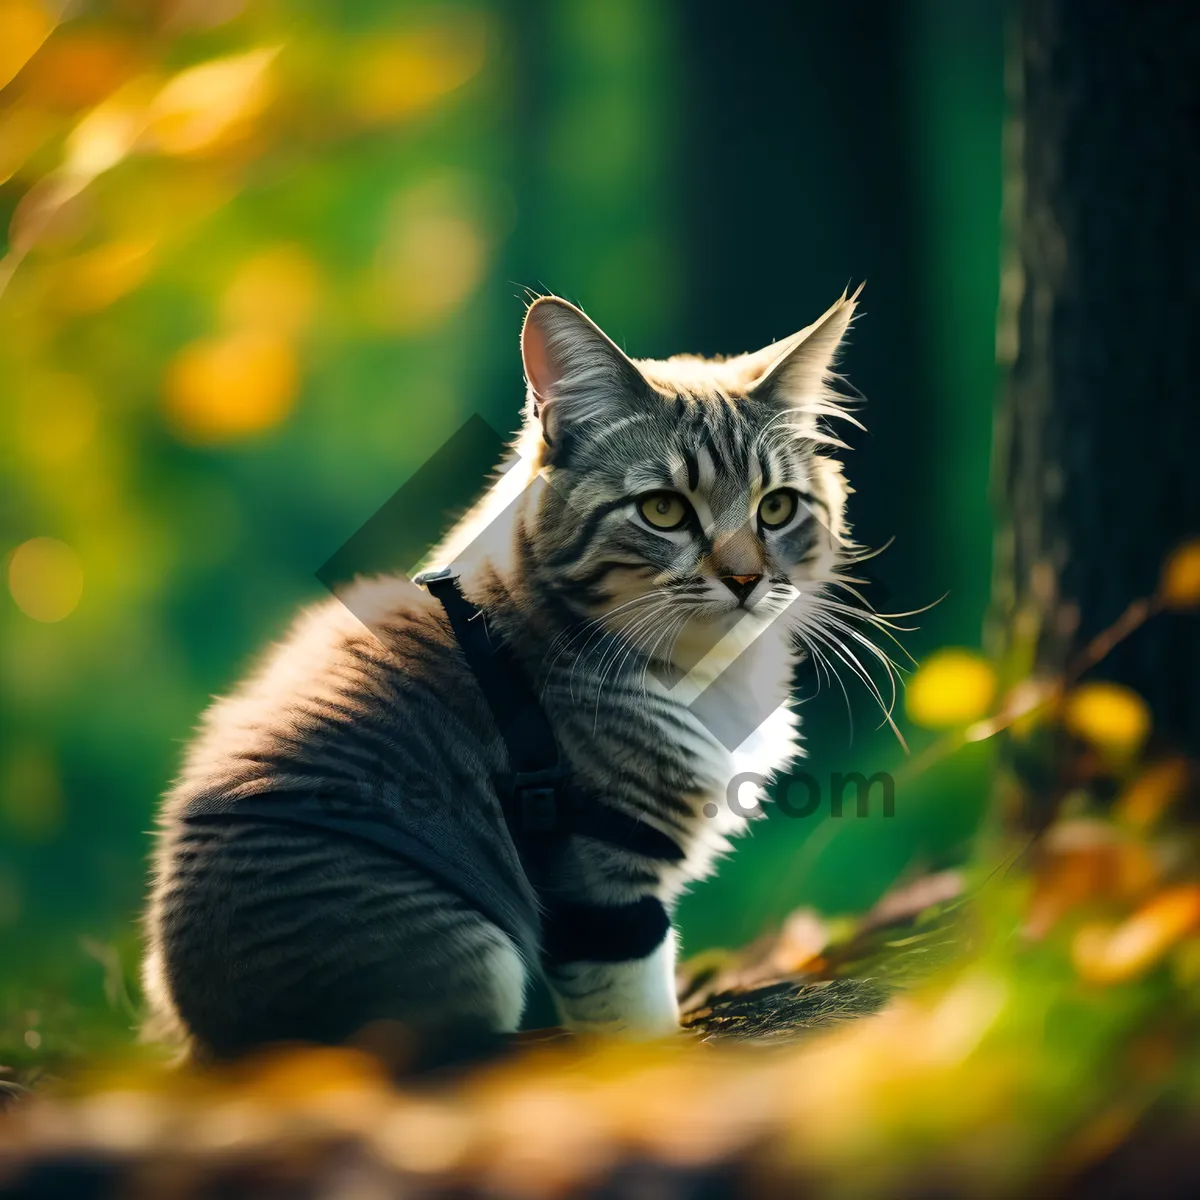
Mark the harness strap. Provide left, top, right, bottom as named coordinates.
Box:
left=540, top=895, right=672, bottom=966
left=417, top=568, right=562, bottom=785
left=416, top=568, right=685, bottom=870
left=418, top=570, right=681, bottom=968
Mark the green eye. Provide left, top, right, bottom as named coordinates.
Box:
left=758, top=489, right=798, bottom=530
left=639, top=491, right=689, bottom=531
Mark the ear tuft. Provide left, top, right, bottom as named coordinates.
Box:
left=521, top=296, right=646, bottom=441
left=749, top=286, right=861, bottom=411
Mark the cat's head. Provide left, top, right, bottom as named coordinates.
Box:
left=518, top=291, right=862, bottom=654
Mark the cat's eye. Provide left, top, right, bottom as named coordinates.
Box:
left=758, top=489, right=799, bottom=530
left=638, top=491, right=690, bottom=531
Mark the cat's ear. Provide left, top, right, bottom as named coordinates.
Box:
left=747, top=285, right=861, bottom=409
left=521, top=296, right=648, bottom=443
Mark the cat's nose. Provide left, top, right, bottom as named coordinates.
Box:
left=720, top=574, right=762, bottom=603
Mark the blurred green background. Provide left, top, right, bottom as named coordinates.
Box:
left=0, top=0, right=1002, bottom=1046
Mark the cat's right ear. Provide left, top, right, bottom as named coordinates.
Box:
left=521, top=296, right=647, bottom=445
left=745, top=286, right=861, bottom=413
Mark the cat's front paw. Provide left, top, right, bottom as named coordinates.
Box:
left=549, top=935, right=681, bottom=1038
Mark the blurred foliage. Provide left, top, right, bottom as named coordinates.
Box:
left=2, top=759, right=1199, bottom=1195
left=0, top=0, right=531, bottom=983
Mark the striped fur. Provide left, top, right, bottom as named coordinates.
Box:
left=144, top=290, right=872, bottom=1056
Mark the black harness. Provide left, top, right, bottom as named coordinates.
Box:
left=183, top=570, right=682, bottom=971
left=414, top=568, right=681, bottom=967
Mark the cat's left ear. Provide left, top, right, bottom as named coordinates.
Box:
left=521, top=296, right=649, bottom=444
left=746, top=285, right=861, bottom=409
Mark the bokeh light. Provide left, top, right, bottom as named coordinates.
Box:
left=1160, top=538, right=1200, bottom=610
left=344, top=18, right=488, bottom=125
left=904, top=649, right=997, bottom=729
left=1062, top=682, right=1151, bottom=759
left=370, top=177, right=492, bottom=332
left=7, top=537, right=84, bottom=623
left=220, top=245, right=320, bottom=337
left=163, top=329, right=299, bottom=443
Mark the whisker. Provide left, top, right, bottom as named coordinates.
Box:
left=837, top=535, right=896, bottom=566
left=796, top=630, right=854, bottom=737
left=800, top=622, right=909, bottom=752
left=819, top=600, right=920, bottom=666
left=639, top=608, right=693, bottom=697
left=826, top=576, right=943, bottom=624
left=590, top=600, right=675, bottom=731
left=539, top=590, right=657, bottom=677
left=554, top=592, right=666, bottom=701
left=819, top=614, right=904, bottom=704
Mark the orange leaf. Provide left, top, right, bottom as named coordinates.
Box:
left=1116, top=758, right=1190, bottom=828
left=1160, top=539, right=1200, bottom=610
left=1073, top=885, right=1200, bottom=984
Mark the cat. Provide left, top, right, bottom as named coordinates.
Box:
left=142, top=288, right=878, bottom=1061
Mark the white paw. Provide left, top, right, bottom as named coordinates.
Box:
left=553, top=932, right=680, bottom=1037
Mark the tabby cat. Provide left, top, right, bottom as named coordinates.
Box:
left=143, top=289, right=877, bottom=1060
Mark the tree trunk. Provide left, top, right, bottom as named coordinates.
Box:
left=993, top=0, right=1200, bottom=798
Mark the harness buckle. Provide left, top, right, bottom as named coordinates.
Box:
left=510, top=766, right=568, bottom=835
left=413, top=566, right=454, bottom=587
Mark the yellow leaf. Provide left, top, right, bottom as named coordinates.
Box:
left=3, top=79, right=154, bottom=268
left=0, top=0, right=54, bottom=90
left=1160, top=538, right=1200, bottom=610
left=240, top=1045, right=390, bottom=1106
left=164, top=330, right=298, bottom=444
left=904, top=648, right=997, bottom=729
left=769, top=909, right=829, bottom=974
left=63, top=83, right=153, bottom=178
left=1062, top=682, right=1151, bottom=757
left=148, top=46, right=279, bottom=157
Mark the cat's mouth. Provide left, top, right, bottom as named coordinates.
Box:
left=590, top=575, right=795, bottom=654
left=701, top=576, right=773, bottom=616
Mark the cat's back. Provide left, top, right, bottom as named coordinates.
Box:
left=166, top=576, right=476, bottom=804
left=144, top=575, right=535, bottom=1059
